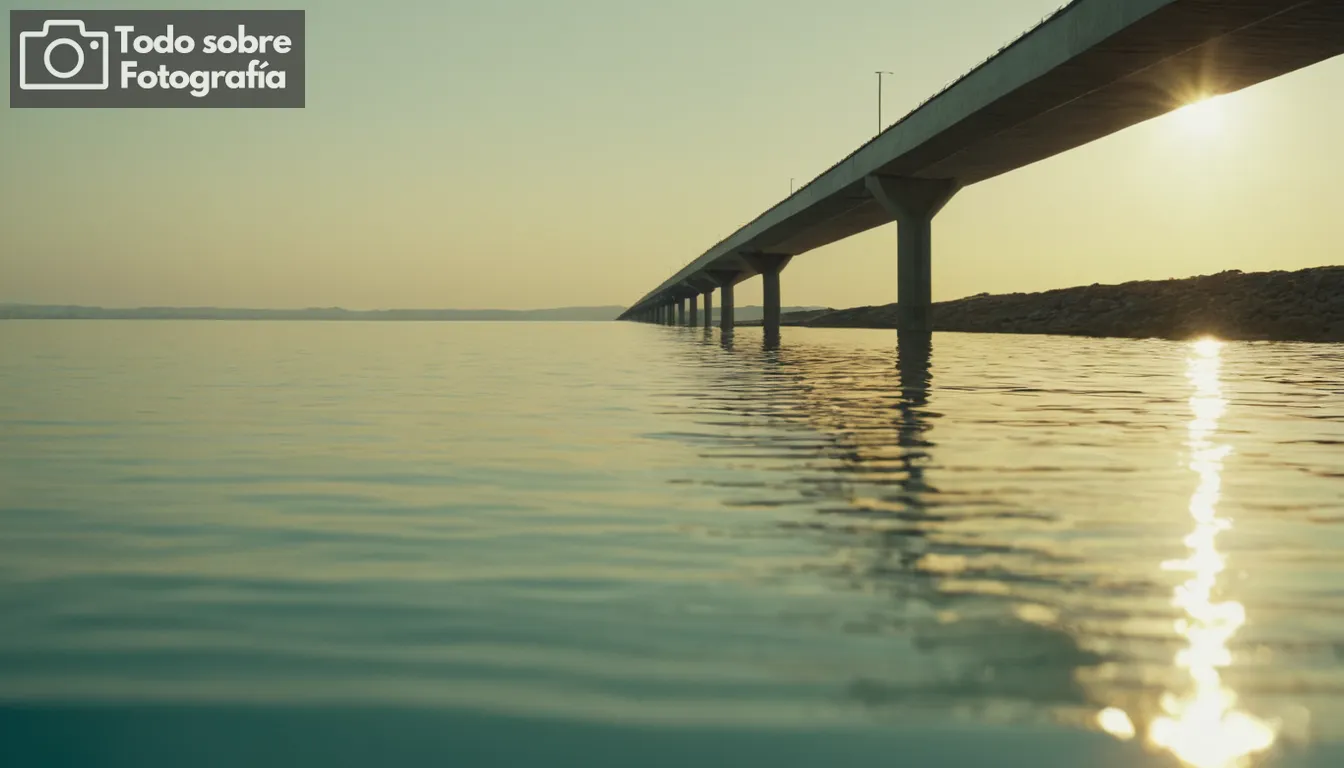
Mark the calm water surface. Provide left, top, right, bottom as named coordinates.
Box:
left=1, top=321, right=1342, bottom=768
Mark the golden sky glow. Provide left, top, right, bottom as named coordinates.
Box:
left=2, top=0, right=1342, bottom=310
left=1174, top=97, right=1227, bottom=139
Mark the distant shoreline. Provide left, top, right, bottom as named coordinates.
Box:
left=0, top=306, right=628, bottom=322
left=739, top=266, right=1344, bottom=344
left=0, top=305, right=819, bottom=324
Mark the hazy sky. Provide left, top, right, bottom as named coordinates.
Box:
left=3, top=0, right=1342, bottom=310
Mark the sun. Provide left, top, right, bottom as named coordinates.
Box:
left=1173, top=95, right=1226, bottom=138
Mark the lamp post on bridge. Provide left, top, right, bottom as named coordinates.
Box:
left=876, top=70, right=894, bottom=135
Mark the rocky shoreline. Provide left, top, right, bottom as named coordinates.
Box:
left=748, top=266, right=1344, bottom=343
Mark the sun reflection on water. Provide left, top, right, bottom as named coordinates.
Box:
left=1098, top=338, right=1277, bottom=767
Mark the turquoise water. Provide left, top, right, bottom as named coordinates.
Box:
left=1, top=321, right=1342, bottom=768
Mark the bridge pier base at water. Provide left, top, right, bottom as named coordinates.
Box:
left=675, top=301, right=684, bottom=326
left=744, top=255, right=792, bottom=343
left=710, top=270, right=738, bottom=334
left=865, top=175, right=959, bottom=333
left=688, top=295, right=698, bottom=327
left=702, top=289, right=713, bottom=330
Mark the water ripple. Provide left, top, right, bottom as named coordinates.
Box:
left=0, top=321, right=1341, bottom=766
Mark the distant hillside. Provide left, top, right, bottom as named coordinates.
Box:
left=734, top=308, right=836, bottom=326
left=0, top=305, right=626, bottom=322
left=680, top=306, right=827, bottom=324
left=0, top=304, right=829, bottom=323
left=768, top=267, right=1344, bottom=343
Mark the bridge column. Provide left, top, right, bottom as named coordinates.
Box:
left=666, top=303, right=675, bottom=326
left=720, top=283, right=733, bottom=332
left=865, top=175, right=960, bottom=333
left=743, top=255, right=792, bottom=343
left=676, top=300, right=684, bottom=326
left=688, top=294, right=698, bottom=327
left=703, top=289, right=713, bottom=330
left=709, top=270, right=739, bottom=334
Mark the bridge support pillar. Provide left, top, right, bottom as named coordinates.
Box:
left=688, top=295, right=698, bottom=327
left=676, top=300, right=685, bottom=326
left=720, top=283, right=733, bottom=332
left=708, top=270, right=740, bottom=334
left=743, top=255, right=792, bottom=343
left=666, top=303, right=675, bottom=326
left=865, top=175, right=960, bottom=333
left=703, top=289, right=713, bottom=330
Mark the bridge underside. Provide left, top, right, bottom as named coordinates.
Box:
left=755, top=0, right=1344, bottom=260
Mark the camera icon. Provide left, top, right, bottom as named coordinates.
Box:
left=18, top=20, right=110, bottom=90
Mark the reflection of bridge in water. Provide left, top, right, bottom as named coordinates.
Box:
left=663, top=330, right=1297, bottom=768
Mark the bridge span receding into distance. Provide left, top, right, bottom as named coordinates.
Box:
left=617, top=0, right=1344, bottom=339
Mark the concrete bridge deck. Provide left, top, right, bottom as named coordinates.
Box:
left=619, top=0, right=1344, bottom=337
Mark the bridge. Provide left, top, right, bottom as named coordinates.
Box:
left=616, top=0, right=1344, bottom=339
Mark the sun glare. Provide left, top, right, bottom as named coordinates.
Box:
left=1096, top=338, right=1279, bottom=768
left=1174, top=96, right=1226, bottom=138
left=1146, top=338, right=1277, bottom=768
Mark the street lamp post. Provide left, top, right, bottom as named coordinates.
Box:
left=876, top=70, right=894, bottom=135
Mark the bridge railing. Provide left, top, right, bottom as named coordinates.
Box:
left=628, top=0, right=1084, bottom=311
